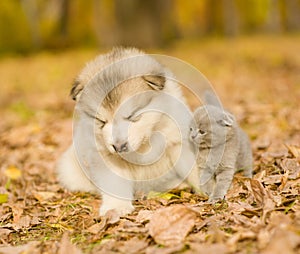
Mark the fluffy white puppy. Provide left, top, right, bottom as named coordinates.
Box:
left=56, top=47, right=197, bottom=216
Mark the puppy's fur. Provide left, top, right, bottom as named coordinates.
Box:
left=56, top=48, right=196, bottom=216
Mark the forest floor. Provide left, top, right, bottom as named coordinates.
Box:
left=0, top=35, right=300, bottom=254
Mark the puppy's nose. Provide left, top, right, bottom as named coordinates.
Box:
left=112, top=142, right=128, bottom=153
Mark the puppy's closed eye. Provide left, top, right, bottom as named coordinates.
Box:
left=95, top=117, right=107, bottom=128
left=126, top=113, right=142, bottom=122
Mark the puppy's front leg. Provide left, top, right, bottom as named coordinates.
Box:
left=99, top=192, right=134, bottom=217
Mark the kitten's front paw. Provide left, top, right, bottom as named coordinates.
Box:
left=99, top=200, right=134, bottom=217
left=207, top=196, right=224, bottom=204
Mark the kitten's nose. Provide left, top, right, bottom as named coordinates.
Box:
left=112, top=142, right=128, bottom=153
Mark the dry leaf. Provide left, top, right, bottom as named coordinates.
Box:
left=136, top=209, right=154, bottom=223
left=261, top=227, right=300, bottom=254
left=58, top=233, right=82, bottom=254
left=33, top=191, right=55, bottom=202
left=86, top=221, right=107, bottom=234
left=0, top=242, right=39, bottom=254
left=285, top=144, right=300, bottom=159
left=4, top=166, right=22, bottom=180
left=118, top=237, right=148, bottom=254
left=250, top=179, right=266, bottom=206
left=0, top=194, right=8, bottom=204
left=281, top=158, right=300, bottom=179
left=147, top=205, right=197, bottom=246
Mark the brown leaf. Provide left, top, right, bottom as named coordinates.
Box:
left=281, top=158, right=300, bottom=179
left=85, top=221, right=107, bottom=234
left=0, top=242, right=39, bottom=254
left=58, top=233, right=82, bottom=254
left=285, top=144, right=300, bottom=159
left=147, top=205, right=197, bottom=246
left=33, top=191, right=55, bottom=202
left=188, top=243, right=229, bottom=254
left=250, top=179, right=266, bottom=207
left=261, top=227, right=300, bottom=254
left=4, top=166, right=22, bottom=180
left=136, top=209, right=154, bottom=223
left=118, top=237, right=148, bottom=254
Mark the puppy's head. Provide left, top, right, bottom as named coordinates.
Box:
left=71, top=48, right=169, bottom=155
left=96, top=75, right=166, bottom=155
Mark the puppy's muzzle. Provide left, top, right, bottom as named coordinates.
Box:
left=112, top=142, right=128, bottom=153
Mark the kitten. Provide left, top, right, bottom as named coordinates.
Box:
left=189, top=94, right=252, bottom=203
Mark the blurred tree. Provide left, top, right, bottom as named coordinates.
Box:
left=264, top=0, right=281, bottom=33
left=203, top=0, right=239, bottom=36
left=20, top=0, right=41, bottom=48
left=0, top=1, right=32, bottom=53
left=57, top=0, right=69, bottom=44
left=174, top=0, right=206, bottom=38
left=94, top=0, right=178, bottom=47
left=283, top=0, right=300, bottom=31
left=204, top=0, right=223, bottom=35
left=222, top=0, right=239, bottom=36
left=1, top=0, right=300, bottom=54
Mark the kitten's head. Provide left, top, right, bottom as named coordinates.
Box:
left=189, top=105, right=235, bottom=148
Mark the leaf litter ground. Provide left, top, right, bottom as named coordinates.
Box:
left=0, top=36, right=300, bottom=253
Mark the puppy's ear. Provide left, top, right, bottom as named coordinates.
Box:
left=142, top=75, right=165, bottom=90
left=70, top=79, right=84, bottom=101
left=217, top=112, right=235, bottom=127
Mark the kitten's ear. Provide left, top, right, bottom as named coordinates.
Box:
left=204, top=90, right=222, bottom=108
left=217, top=112, right=235, bottom=127
left=70, top=78, right=84, bottom=101
left=142, top=75, right=165, bottom=90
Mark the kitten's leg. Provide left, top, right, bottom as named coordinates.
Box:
left=242, top=152, right=253, bottom=178
left=209, top=167, right=234, bottom=203
left=199, top=169, right=215, bottom=197
left=202, top=178, right=215, bottom=197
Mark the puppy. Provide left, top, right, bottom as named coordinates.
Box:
left=56, top=47, right=196, bottom=216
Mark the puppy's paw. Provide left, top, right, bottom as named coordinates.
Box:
left=99, top=200, right=134, bottom=217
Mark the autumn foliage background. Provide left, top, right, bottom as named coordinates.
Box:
left=0, top=1, right=300, bottom=253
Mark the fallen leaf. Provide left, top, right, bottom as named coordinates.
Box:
left=188, top=243, right=229, bottom=254
left=0, top=194, right=8, bottom=204
left=285, top=144, right=300, bottom=159
left=281, top=158, right=300, bottom=179
left=136, top=209, right=154, bottom=223
left=250, top=179, right=266, bottom=207
left=85, top=221, right=107, bottom=234
left=0, top=241, right=39, bottom=254
left=33, top=191, right=55, bottom=202
left=118, top=237, right=148, bottom=254
left=147, top=191, right=180, bottom=200
left=147, top=205, right=197, bottom=246
left=261, top=227, right=300, bottom=254
left=4, top=166, right=22, bottom=180
left=58, top=233, right=83, bottom=254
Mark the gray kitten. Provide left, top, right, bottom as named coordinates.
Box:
left=190, top=94, right=252, bottom=203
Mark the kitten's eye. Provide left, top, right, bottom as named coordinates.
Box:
left=198, top=129, right=206, bottom=135
left=189, top=127, right=193, bottom=131
left=127, top=113, right=142, bottom=122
